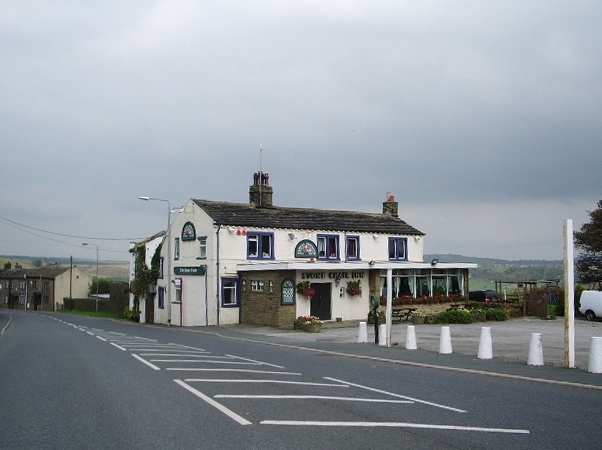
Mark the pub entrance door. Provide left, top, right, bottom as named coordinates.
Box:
left=310, top=283, right=332, bottom=320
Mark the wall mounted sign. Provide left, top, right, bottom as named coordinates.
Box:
left=182, top=222, right=196, bottom=241
left=281, top=278, right=295, bottom=305
left=294, top=239, right=318, bottom=258
left=174, top=265, right=206, bottom=276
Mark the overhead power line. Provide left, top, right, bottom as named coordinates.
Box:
left=0, top=216, right=146, bottom=242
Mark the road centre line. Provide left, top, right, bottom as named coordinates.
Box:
left=132, top=354, right=161, bottom=370
left=260, top=420, right=529, bottom=434
left=166, top=368, right=302, bottom=375
left=215, top=395, right=412, bottom=404
left=96, top=336, right=107, bottom=342
left=110, top=343, right=127, bottom=351
left=184, top=379, right=350, bottom=387
left=86, top=331, right=94, bottom=336
left=226, top=354, right=285, bottom=369
left=174, top=379, right=252, bottom=426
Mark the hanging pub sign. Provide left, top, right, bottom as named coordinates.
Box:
left=174, top=265, right=207, bottom=276
left=181, top=222, right=196, bottom=241
left=294, top=239, right=318, bottom=258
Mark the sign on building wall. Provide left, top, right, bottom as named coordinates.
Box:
left=181, top=222, right=197, bottom=241
left=174, top=265, right=207, bottom=276
left=294, top=239, right=318, bottom=258
left=281, top=278, right=295, bottom=305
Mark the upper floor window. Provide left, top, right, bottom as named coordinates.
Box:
left=388, top=237, right=408, bottom=261
left=198, top=236, right=207, bottom=259
left=159, top=257, right=164, bottom=278
left=174, top=238, right=180, bottom=260
left=346, top=236, right=360, bottom=261
left=318, top=234, right=339, bottom=260
left=247, top=232, right=274, bottom=259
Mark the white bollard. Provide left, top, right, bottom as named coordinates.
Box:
left=588, top=336, right=602, bottom=373
left=477, top=326, right=493, bottom=359
left=357, top=321, right=368, bottom=343
left=406, top=325, right=417, bottom=350
left=378, top=324, right=387, bottom=346
left=439, top=326, right=453, bottom=354
left=527, top=332, right=544, bottom=366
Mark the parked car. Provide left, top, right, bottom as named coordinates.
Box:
left=578, top=290, right=602, bottom=321
left=469, top=290, right=501, bottom=302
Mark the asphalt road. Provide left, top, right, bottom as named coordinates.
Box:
left=1, top=311, right=601, bottom=449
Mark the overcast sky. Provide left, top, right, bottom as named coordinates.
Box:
left=1, top=1, right=600, bottom=263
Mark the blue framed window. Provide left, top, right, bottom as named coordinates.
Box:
left=222, top=278, right=240, bottom=307
left=317, top=234, right=339, bottom=260
left=158, top=286, right=165, bottom=309
left=247, top=232, right=274, bottom=259
left=346, top=235, right=360, bottom=261
left=388, top=237, right=408, bottom=261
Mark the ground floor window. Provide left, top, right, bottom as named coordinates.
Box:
left=158, top=286, right=165, bottom=309
left=222, top=278, right=240, bottom=307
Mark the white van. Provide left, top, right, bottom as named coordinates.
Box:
left=578, top=290, right=602, bottom=321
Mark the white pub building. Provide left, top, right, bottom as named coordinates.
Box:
left=132, top=173, right=476, bottom=327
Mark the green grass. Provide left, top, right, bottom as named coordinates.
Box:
left=60, top=310, right=125, bottom=320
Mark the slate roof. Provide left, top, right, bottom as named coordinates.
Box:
left=192, top=199, right=424, bottom=236
left=0, top=266, right=71, bottom=280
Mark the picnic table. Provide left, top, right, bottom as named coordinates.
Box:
left=391, top=306, right=417, bottom=322
left=447, top=303, right=472, bottom=311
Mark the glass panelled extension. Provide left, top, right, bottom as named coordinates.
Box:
left=380, top=269, right=465, bottom=299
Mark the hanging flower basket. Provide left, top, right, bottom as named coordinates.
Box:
left=296, top=281, right=315, bottom=300
left=346, top=280, right=362, bottom=296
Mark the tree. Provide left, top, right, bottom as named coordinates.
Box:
left=574, top=199, right=602, bottom=285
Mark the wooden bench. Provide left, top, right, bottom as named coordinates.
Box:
left=391, top=307, right=416, bottom=322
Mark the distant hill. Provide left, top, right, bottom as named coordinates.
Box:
left=425, top=254, right=563, bottom=267
left=1, top=255, right=129, bottom=281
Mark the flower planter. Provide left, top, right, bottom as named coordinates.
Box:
left=303, top=323, right=322, bottom=333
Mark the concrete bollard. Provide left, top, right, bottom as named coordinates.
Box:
left=588, top=336, right=602, bottom=373
left=357, top=321, right=368, bottom=343
left=527, top=332, right=544, bottom=366
left=406, top=325, right=417, bottom=350
left=477, top=326, right=493, bottom=359
left=439, top=326, right=453, bottom=354
left=378, top=324, right=387, bottom=346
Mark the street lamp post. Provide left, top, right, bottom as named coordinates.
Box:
left=139, top=196, right=172, bottom=326
left=82, top=243, right=99, bottom=312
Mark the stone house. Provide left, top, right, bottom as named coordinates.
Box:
left=0, top=263, right=92, bottom=311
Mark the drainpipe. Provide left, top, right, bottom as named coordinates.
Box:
left=216, top=220, right=221, bottom=326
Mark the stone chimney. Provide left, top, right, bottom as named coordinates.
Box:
left=383, top=192, right=399, bottom=218
left=249, top=172, right=273, bottom=207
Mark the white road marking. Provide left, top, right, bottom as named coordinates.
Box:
left=216, top=395, right=412, bottom=404
left=132, top=354, right=161, bottom=370
left=161, top=360, right=262, bottom=365
left=184, top=379, right=349, bottom=387
left=110, top=343, right=127, bottom=351
left=96, top=336, right=107, bottom=342
left=166, top=368, right=301, bottom=375
left=139, top=353, right=211, bottom=357
left=260, top=420, right=530, bottom=434
left=325, top=377, right=466, bottom=413
left=86, top=331, right=94, bottom=336
left=174, top=379, right=252, bottom=426
left=226, top=354, right=285, bottom=369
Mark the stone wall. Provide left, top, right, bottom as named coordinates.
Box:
left=241, top=270, right=296, bottom=327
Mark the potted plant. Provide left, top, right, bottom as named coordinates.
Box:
left=293, top=315, right=323, bottom=332
left=296, top=281, right=315, bottom=300
left=346, top=280, right=362, bottom=296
